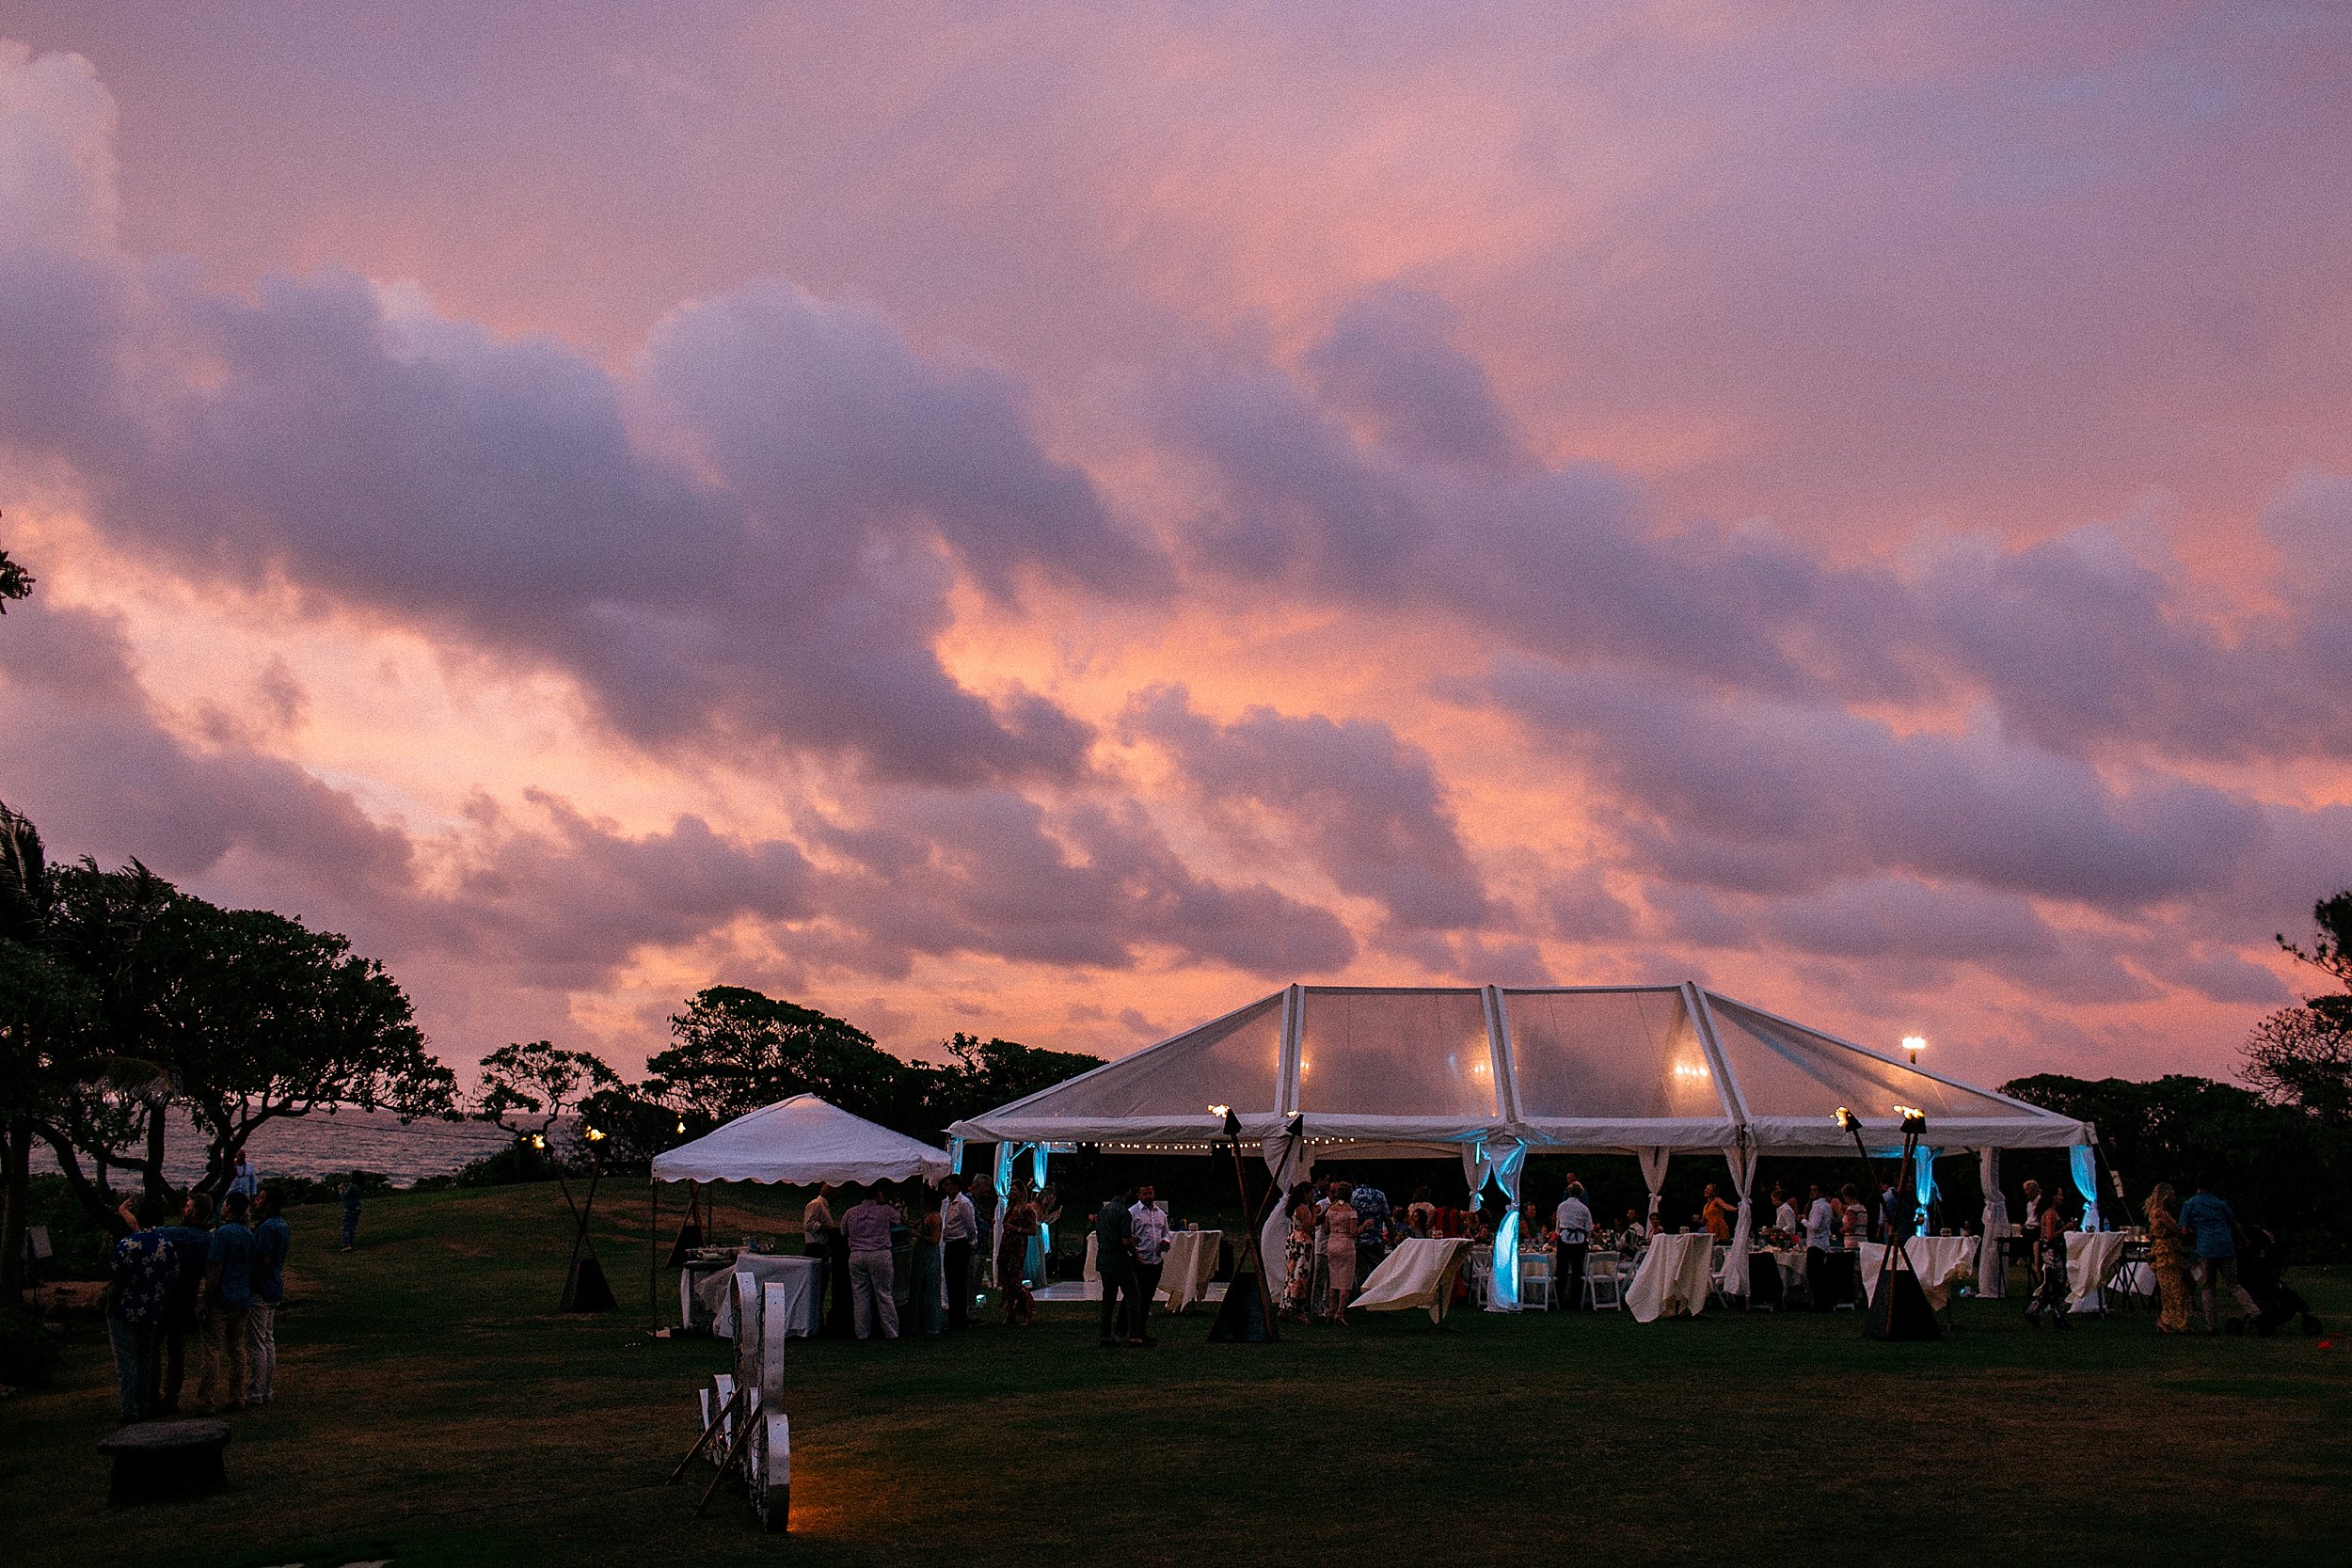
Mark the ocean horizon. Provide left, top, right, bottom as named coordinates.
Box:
left=29, top=1106, right=536, bottom=1190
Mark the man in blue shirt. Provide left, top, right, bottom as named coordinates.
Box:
left=2176, top=1184, right=2260, bottom=1333
left=199, top=1190, right=257, bottom=1413
left=104, top=1196, right=176, bottom=1424
left=153, top=1193, right=214, bottom=1416
left=246, top=1186, right=292, bottom=1405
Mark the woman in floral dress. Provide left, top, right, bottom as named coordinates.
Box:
left=2145, top=1182, right=2192, bottom=1334
left=1282, top=1183, right=1318, bottom=1320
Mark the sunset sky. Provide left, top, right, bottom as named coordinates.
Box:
left=3, top=5, right=2347, bottom=1092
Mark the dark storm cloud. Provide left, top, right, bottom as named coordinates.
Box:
left=0, top=250, right=1151, bottom=784
left=1122, top=685, right=1492, bottom=936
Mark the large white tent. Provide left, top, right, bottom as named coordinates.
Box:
left=947, top=982, right=2096, bottom=1309
left=654, top=1094, right=952, bottom=1186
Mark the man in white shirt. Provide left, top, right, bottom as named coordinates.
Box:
left=939, top=1176, right=978, bottom=1332
left=1552, top=1182, right=1594, bottom=1311
left=1772, top=1183, right=1799, bottom=1237
left=1802, top=1182, right=1841, bottom=1313
left=1127, top=1183, right=1171, bottom=1344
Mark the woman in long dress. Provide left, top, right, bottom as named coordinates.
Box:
left=998, top=1183, right=1039, bottom=1327
left=1282, top=1183, right=1318, bottom=1320
left=1322, top=1185, right=1361, bottom=1323
left=2145, top=1182, right=2192, bottom=1334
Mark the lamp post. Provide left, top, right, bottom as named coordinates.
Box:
left=1901, top=1035, right=1926, bottom=1066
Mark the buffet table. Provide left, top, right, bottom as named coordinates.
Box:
left=1355, top=1237, right=1470, bottom=1323
left=1857, top=1236, right=1978, bottom=1310
left=1626, top=1232, right=1715, bottom=1322
left=1159, top=1229, right=1222, bottom=1312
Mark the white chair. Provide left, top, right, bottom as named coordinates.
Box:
left=1466, top=1245, right=1494, bottom=1309
left=1583, top=1251, right=1624, bottom=1310
left=1518, top=1249, right=1554, bottom=1310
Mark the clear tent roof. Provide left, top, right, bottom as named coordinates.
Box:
left=948, top=982, right=2088, bottom=1155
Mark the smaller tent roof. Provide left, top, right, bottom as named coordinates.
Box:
left=652, top=1095, right=951, bottom=1186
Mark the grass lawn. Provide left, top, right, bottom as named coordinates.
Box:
left=8, top=1180, right=2348, bottom=1568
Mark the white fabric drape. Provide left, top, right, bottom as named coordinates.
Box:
left=1721, top=1143, right=1760, bottom=1298
left=1978, top=1148, right=2009, bottom=1299
left=1638, top=1148, right=1670, bottom=1225
left=1260, top=1200, right=1292, bottom=1301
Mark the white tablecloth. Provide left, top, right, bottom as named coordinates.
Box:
left=1355, top=1237, right=1470, bottom=1323
left=1857, top=1236, right=1979, bottom=1310
left=698, top=1254, right=822, bottom=1339
left=1626, top=1233, right=1714, bottom=1323
left=1159, top=1230, right=1221, bottom=1312
left=2066, top=1230, right=2130, bottom=1308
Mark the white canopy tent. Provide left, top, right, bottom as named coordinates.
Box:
left=948, top=982, right=2093, bottom=1310
left=653, top=1094, right=953, bottom=1186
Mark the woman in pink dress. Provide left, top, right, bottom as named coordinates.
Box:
left=1322, top=1182, right=1361, bottom=1323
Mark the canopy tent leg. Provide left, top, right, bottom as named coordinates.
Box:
left=649, top=1179, right=660, bottom=1331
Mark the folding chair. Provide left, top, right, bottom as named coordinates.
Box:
left=1519, top=1249, right=1554, bottom=1310
left=1583, top=1251, right=1624, bottom=1310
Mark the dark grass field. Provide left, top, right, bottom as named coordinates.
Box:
left=8, top=1181, right=2348, bottom=1568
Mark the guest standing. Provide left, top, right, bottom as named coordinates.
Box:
left=199, top=1191, right=257, bottom=1412
left=968, top=1173, right=998, bottom=1286
left=1702, top=1183, right=1736, bottom=1243
left=2145, top=1183, right=2191, bottom=1335
left=1322, top=1183, right=1361, bottom=1323
left=1772, top=1184, right=1799, bottom=1236
left=940, top=1176, right=978, bottom=1331
left=246, top=1187, right=291, bottom=1404
left=1553, top=1181, right=1594, bottom=1311
left=998, top=1183, right=1039, bottom=1326
left=910, top=1197, right=945, bottom=1338
left=338, top=1173, right=363, bottom=1252
left=1128, top=1183, right=1170, bottom=1345
left=1093, top=1187, right=1139, bottom=1347
left=1802, top=1183, right=1838, bottom=1313
left=1838, top=1184, right=1869, bottom=1250
left=104, top=1196, right=174, bottom=1425
left=2177, top=1182, right=2260, bottom=1333
left=2025, top=1195, right=2072, bottom=1328
left=152, top=1193, right=212, bottom=1415
left=842, top=1185, right=901, bottom=1340
left=1349, top=1181, right=1392, bottom=1286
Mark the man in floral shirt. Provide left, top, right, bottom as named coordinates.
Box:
left=1349, top=1182, right=1393, bottom=1287
left=104, top=1196, right=176, bottom=1425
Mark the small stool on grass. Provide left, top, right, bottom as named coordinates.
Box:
left=98, top=1418, right=230, bottom=1504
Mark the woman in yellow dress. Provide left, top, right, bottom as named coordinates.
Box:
left=2145, top=1182, right=2191, bottom=1334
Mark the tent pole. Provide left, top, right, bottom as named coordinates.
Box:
left=649, top=1178, right=660, bottom=1332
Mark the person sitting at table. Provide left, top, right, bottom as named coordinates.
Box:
left=1406, top=1186, right=1437, bottom=1238
left=1321, top=1183, right=1361, bottom=1323
left=1618, top=1208, right=1647, bottom=1248
left=1702, top=1183, right=1736, bottom=1243
left=1553, top=1181, right=1593, bottom=1311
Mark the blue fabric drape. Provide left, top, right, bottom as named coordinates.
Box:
left=2070, top=1146, right=2101, bottom=1231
